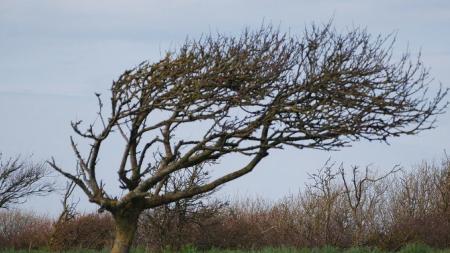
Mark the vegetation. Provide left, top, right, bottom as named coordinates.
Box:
left=47, top=22, right=447, bottom=253
left=0, top=154, right=53, bottom=209
left=1, top=158, right=450, bottom=252
left=1, top=244, right=450, bottom=253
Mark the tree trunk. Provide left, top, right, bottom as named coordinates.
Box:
left=111, top=208, right=141, bottom=253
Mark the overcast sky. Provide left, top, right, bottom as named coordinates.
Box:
left=1, top=0, right=449, bottom=216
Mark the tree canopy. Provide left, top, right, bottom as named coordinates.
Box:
left=0, top=154, right=53, bottom=209
left=48, top=24, right=448, bottom=253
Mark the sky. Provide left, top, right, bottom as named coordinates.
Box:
left=0, top=0, right=449, bottom=216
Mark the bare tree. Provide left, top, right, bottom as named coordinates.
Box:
left=49, top=181, right=80, bottom=251
left=340, top=165, right=400, bottom=245
left=0, top=154, right=53, bottom=209
left=433, top=154, right=450, bottom=215
left=302, top=160, right=343, bottom=246
left=56, top=181, right=79, bottom=223
left=48, top=23, right=447, bottom=253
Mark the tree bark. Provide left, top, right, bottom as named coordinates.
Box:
left=111, top=208, right=141, bottom=253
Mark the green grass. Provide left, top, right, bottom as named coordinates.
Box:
left=2, top=244, right=450, bottom=253
left=0, top=251, right=108, bottom=253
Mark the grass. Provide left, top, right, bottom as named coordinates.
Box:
left=2, top=244, right=450, bottom=253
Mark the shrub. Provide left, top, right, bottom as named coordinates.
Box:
left=49, top=213, right=114, bottom=251
left=0, top=210, right=52, bottom=250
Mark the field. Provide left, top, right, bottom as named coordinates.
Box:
left=1, top=244, right=450, bottom=253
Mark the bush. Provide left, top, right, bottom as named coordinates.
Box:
left=2, top=157, right=450, bottom=252
left=49, top=213, right=114, bottom=251
left=0, top=210, right=52, bottom=250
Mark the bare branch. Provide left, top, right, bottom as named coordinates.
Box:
left=0, top=154, right=54, bottom=209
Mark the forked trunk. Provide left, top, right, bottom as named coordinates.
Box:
left=111, top=208, right=141, bottom=253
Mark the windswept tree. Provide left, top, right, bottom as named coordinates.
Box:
left=49, top=24, right=447, bottom=253
left=0, top=154, right=53, bottom=209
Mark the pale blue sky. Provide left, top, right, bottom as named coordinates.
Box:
left=0, top=0, right=449, bottom=216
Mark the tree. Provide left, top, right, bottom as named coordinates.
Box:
left=0, top=154, right=53, bottom=209
left=339, top=164, right=399, bottom=246
left=48, top=24, right=448, bottom=253
left=302, top=160, right=344, bottom=246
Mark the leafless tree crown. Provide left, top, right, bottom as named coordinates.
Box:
left=49, top=24, right=447, bottom=213
left=0, top=154, right=53, bottom=209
